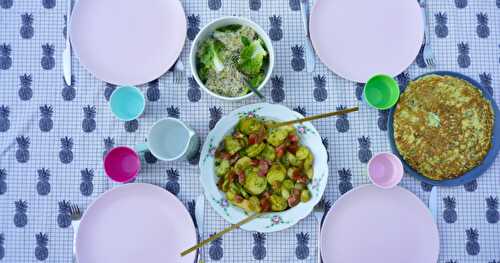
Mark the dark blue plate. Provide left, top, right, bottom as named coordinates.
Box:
left=388, top=71, right=500, bottom=186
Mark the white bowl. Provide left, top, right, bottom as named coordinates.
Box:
left=189, top=16, right=275, bottom=101
left=199, top=103, right=329, bottom=232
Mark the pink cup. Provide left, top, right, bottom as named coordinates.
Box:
left=367, top=152, right=404, bottom=189
left=103, top=146, right=141, bottom=183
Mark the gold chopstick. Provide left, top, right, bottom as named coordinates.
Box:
left=268, top=106, right=359, bottom=128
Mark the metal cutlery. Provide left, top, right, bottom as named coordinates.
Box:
left=62, top=0, right=73, bottom=86
left=299, top=0, right=316, bottom=73
left=173, top=60, right=185, bottom=84
left=195, top=194, right=205, bottom=263
left=420, top=0, right=436, bottom=67
left=70, top=204, right=82, bottom=263
left=428, top=186, right=438, bottom=223
left=312, top=199, right=328, bottom=263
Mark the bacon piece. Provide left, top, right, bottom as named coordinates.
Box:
left=276, top=144, right=286, bottom=158
left=260, top=198, right=271, bottom=212
left=288, top=195, right=299, bottom=207
left=258, top=160, right=269, bottom=177
left=248, top=134, right=258, bottom=145
left=237, top=170, right=246, bottom=184
left=288, top=134, right=299, bottom=143
left=234, top=195, right=243, bottom=203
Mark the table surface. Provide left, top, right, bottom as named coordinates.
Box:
left=0, top=0, right=499, bottom=262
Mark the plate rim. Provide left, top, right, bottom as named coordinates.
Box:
left=387, top=71, right=500, bottom=186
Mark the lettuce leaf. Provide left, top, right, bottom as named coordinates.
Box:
left=198, top=39, right=225, bottom=74
left=238, top=39, right=268, bottom=76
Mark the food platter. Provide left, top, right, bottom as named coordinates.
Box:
left=388, top=71, right=500, bottom=186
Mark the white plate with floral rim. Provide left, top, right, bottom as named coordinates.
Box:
left=199, top=103, right=329, bottom=232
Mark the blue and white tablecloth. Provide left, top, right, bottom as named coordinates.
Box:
left=0, top=0, right=499, bottom=262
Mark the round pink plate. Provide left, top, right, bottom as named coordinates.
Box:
left=321, top=185, right=439, bottom=263
left=309, top=0, right=424, bottom=83
left=69, top=0, right=186, bottom=85
left=76, top=183, right=197, bottom=263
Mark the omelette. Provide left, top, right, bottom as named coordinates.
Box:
left=393, top=75, right=494, bottom=180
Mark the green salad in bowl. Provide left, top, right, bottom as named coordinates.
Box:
left=190, top=17, right=274, bottom=100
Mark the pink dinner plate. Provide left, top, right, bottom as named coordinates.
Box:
left=69, top=0, right=186, bottom=85
left=76, top=183, right=197, bottom=263
left=309, top=0, right=424, bottom=83
left=320, top=185, right=439, bottom=263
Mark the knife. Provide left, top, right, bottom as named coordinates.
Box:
left=62, top=0, right=72, bottom=86
left=299, top=0, right=315, bottom=73
left=428, top=186, right=438, bottom=223
left=195, top=194, right=205, bottom=262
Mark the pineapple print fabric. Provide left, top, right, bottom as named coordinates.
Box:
left=0, top=0, right=499, bottom=262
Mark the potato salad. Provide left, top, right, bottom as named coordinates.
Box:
left=215, top=117, right=314, bottom=213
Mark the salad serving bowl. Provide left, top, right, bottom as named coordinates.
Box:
left=190, top=16, right=275, bottom=101
left=199, top=103, right=328, bottom=232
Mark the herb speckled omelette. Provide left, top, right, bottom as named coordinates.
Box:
left=393, top=75, right=494, bottom=180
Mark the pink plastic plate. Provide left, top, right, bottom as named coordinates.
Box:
left=321, top=185, right=439, bottom=263
left=69, top=0, right=186, bottom=85
left=309, top=0, right=424, bottom=83
left=76, top=183, right=197, bottom=263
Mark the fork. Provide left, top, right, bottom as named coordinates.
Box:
left=313, top=199, right=328, bottom=263
left=420, top=0, right=436, bottom=67
left=299, top=0, right=316, bottom=72
left=70, top=204, right=82, bottom=263
left=173, top=60, right=185, bottom=84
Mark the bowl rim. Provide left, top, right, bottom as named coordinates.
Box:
left=189, top=16, right=275, bottom=101
left=387, top=71, right=500, bottom=186
left=198, top=103, right=329, bottom=232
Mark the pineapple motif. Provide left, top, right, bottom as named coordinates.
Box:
left=489, top=261, right=499, bottom=263
left=209, top=234, right=223, bottom=260
left=82, top=105, right=96, bottom=133
left=454, top=0, right=467, bottom=8
left=293, top=106, right=306, bottom=116
left=102, top=137, right=114, bottom=158
left=39, top=105, right=53, bottom=132
left=443, top=196, right=457, bottom=223
left=378, top=110, right=389, bottom=131
left=63, top=15, right=67, bottom=39
left=208, top=0, right=221, bottom=10
left=465, top=228, right=480, bottom=255
left=165, top=168, right=180, bottom=196
left=145, top=151, right=158, bottom=164
left=295, top=232, right=309, bottom=260
left=269, top=15, right=283, bottom=41
left=358, top=136, right=372, bottom=163
left=0, top=105, right=10, bottom=132
left=124, top=120, right=139, bottom=133
left=338, top=168, right=353, bottom=194
left=497, top=0, right=500, bottom=8
left=289, top=0, right=300, bottom=11
left=147, top=79, right=160, bottom=102
left=476, top=13, right=489, bottom=38
left=271, top=75, right=285, bottom=102
left=446, top=260, right=457, bottom=263
left=187, top=200, right=197, bottom=227
left=249, top=0, right=261, bottom=11
left=19, top=74, right=33, bottom=101
left=20, top=13, right=34, bottom=39
left=35, top=233, right=48, bottom=261
left=421, top=181, right=433, bottom=192
left=435, top=12, right=448, bottom=38
left=416, top=44, right=427, bottom=68
left=187, top=76, right=201, bottom=102
left=16, top=136, right=30, bottom=163
left=321, top=137, right=329, bottom=162
left=291, top=45, right=305, bottom=71
left=457, top=42, right=471, bottom=68
left=167, top=105, right=180, bottom=118
left=479, top=72, right=493, bottom=96
left=104, top=82, right=116, bottom=101
left=0, top=233, right=4, bottom=260
left=396, top=71, right=410, bottom=92
left=36, top=168, right=51, bottom=196
left=0, top=169, right=6, bottom=195
left=59, top=137, right=73, bottom=164
left=252, top=233, right=266, bottom=260
left=209, top=106, right=222, bottom=130
left=62, top=75, right=76, bottom=101
left=486, top=196, right=499, bottom=224
left=464, top=179, right=477, bottom=192
left=0, top=43, right=12, bottom=70
left=335, top=105, right=349, bottom=132
left=313, top=75, right=328, bottom=102
left=14, top=200, right=28, bottom=227
left=41, top=43, right=55, bottom=70
left=57, top=200, right=71, bottom=228
left=0, top=0, right=12, bottom=8
left=187, top=15, right=200, bottom=41
left=188, top=147, right=201, bottom=165
left=355, top=83, right=364, bottom=101
left=42, top=0, right=55, bottom=9
left=80, top=168, right=94, bottom=196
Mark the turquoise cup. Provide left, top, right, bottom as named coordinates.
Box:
left=109, top=86, right=145, bottom=121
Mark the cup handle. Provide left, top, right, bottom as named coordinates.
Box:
left=134, top=143, right=148, bottom=154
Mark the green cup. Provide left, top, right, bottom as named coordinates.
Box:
left=363, top=74, right=400, bottom=110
